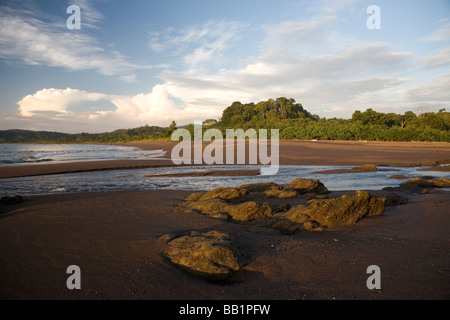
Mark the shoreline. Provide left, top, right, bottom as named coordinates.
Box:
left=1, top=139, right=449, bottom=179
left=0, top=139, right=449, bottom=300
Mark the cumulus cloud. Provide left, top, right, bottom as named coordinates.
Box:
left=18, top=88, right=111, bottom=117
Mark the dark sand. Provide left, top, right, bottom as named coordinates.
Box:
left=0, top=189, right=449, bottom=300
left=0, top=140, right=449, bottom=300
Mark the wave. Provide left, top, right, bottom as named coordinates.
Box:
left=0, top=144, right=166, bottom=166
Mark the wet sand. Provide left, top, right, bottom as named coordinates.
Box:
left=0, top=189, right=449, bottom=300
left=1, top=140, right=449, bottom=179
left=0, top=140, right=449, bottom=301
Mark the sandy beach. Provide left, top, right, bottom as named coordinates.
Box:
left=0, top=140, right=449, bottom=301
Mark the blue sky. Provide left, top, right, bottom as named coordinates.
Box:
left=0, top=0, right=449, bottom=133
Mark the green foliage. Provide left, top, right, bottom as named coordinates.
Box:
left=1, top=101, right=449, bottom=143
left=214, top=100, right=449, bottom=142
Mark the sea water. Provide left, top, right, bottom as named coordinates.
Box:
left=0, top=144, right=166, bottom=166
left=0, top=163, right=448, bottom=196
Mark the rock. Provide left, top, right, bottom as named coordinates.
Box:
left=379, top=192, right=406, bottom=206
left=163, top=230, right=242, bottom=281
left=264, top=187, right=298, bottom=198
left=400, top=177, right=450, bottom=189
left=185, top=187, right=246, bottom=202
left=283, top=178, right=328, bottom=194
left=367, top=191, right=407, bottom=206
left=306, top=193, right=328, bottom=200
left=183, top=198, right=273, bottom=221
left=226, top=202, right=273, bottom=221
left=237, top=182, right=280, bottom=193
left=389, top=174, right=408, bottom=179
left=304, top=191, right=385, bottom=227
left=0, top=195, right=23, bottom=205
left=256, top=191, right=385, bottom=234
left=182, top=199, right=231, bottom=220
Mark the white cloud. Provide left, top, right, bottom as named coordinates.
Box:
left=423, top=47, right=450, bottom=69
left=149, top=20, right=248, bottom=68
left=0, top=1, right=147, bottom=82
left=18, top=88, right=110, bottom=117
left=420, top=22, right=450, bottom=42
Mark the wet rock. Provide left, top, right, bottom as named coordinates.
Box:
left=264, top=187, right=298, bottom=198
left=163, top=230, right=242, bottom=281
left=256, top=191, right=385, bottom=234
left=185, top=187, right=246, bottom=202
left=400, top=177, right=450, bottom=189
left=183, top=199, right=231, bottom=220
left=283, top=178, right=328, bottom=194
left=226, top=201, right=273, bottom=221
left=237, top=182, right=280, bottom=193
left=369, top=191, right=407, bottom=207
left=183, top=198, right=273, bottom=221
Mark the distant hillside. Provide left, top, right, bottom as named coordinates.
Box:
left=0, top=129, right=70, bottom=143
left=0, top=125, right=170, bottom=143
left=1, top=98, right=449, bottom=142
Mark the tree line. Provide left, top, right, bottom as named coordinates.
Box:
left=1, top=97, right=449, bottom=143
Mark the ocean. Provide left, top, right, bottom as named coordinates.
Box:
left=1, top=162, right=449, bottom=196
left=0, top=143, right=165, bottom=166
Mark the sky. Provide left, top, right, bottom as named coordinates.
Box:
left=0, top=0, right=449, bottom=133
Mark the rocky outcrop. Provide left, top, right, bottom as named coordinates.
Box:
left=255, top=191, right=386, bottom=234
left=400, top=177, right=450, bottom=189
left=181, top=178, right=331, bottom=220
left=282, top=178, right=329, bottom=194
left=185, top=187, right=246, bottom=202
left=264, top=187, right=298, bottom=198
left=182, top=198, right=274, bottom=221
left=162, top=231, right=242, bottom=281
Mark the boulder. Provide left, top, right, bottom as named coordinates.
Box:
left=400, top=177, right=450, bottom=189
left=256, top=191, right=385, bottom=234
left=226, top=202, right=273, bottom=221
left=163, top=231, right=241, bottom=281
left=183, top=199, right=230, bottom=220
left=304, top=191, right=385, bottom=227
left=185, top=187, right=246, bottom=202
left=369, top=191, right=407, bottom=207
left=283, top=178, right=328, bottom=194
left=264, top=187, right=298, bottom=199
left=237, top=182, right=280, bottom=193
left=182, top=198, right=273, bottom=221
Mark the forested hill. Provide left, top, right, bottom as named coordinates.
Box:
left=208, top=97, right=449, bottom=142
left=0, top=125, right=170, bottom=143
left=1, top=97, right=449, bottom=142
